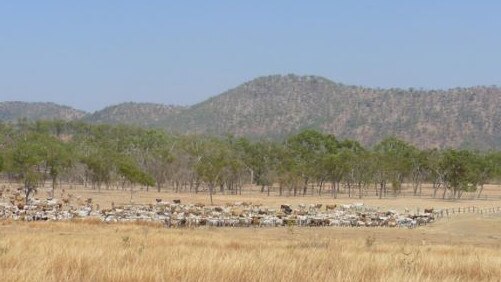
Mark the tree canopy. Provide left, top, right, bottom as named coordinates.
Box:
left=0, top=120, right=499, bottom=202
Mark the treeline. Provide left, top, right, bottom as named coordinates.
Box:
left=0, top=120, right=500, bottom=203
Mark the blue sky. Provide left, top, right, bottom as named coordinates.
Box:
left=1, top=1, right=500, bottom=112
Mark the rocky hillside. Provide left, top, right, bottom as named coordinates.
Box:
left=0, top=101, right=86, bottom=122
left=164, top=74, right=501, bottom=149
left=83, top=102, right=185, bottom=126
left=1, top=74, right=499, bottom=149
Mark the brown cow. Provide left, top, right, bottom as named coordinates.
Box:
left=325, top=204, right=337, bottom=211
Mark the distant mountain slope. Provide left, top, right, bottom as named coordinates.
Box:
left=83, top=102, right=185, bottom=126
left=163, top=74, right=501, bottom=149
left=1, top=74, right=500, bottom=149
left=0, top=101, right=86, bottom=122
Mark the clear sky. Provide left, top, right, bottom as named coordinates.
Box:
left=1, top=1, right=500, bottom=112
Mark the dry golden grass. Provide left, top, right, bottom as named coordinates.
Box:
left=1, top=214, right=501, bottom=282
left=1, top=182, right=501, bottom=281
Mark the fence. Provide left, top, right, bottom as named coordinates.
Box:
left=431, top=206, right=501, bottom=219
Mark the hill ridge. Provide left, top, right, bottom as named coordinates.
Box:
left=1, top=74, right=500, bottom=149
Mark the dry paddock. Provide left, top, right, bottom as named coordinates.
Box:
left=0, top=214, right=501, bottom=282
left=1, top=183, right=501, bottom=281
left=11, top=183, right=501, bottom=212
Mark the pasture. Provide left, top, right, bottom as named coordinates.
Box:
left=1, top=183, right=501, bottom=281
left=0, top=215, right=500, bottom=281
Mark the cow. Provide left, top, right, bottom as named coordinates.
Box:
left=194, top=203, right=205, bottom=208
left=325, top=204, right=337, bottom=211
left=280, top=204, right=292, bottom=215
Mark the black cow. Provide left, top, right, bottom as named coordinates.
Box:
left=281, top=204, right=293, bottom=215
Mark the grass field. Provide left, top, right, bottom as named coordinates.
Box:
left=1, top=183, right=501, bottom=281
left=0, top=214, right=500, bottom=281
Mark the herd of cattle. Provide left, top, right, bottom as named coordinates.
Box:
left=0, top=195, right=437, bottom=228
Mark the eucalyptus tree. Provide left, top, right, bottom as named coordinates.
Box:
left=409, top=149, right=430, bottom=196
left=42, top=135, right=74, bottom=197
left=0, top=152, right=4, bottom=174
left=438, top=149, right=478, bottom=199
left=470, top=151, right=501, bottom=198
left=137, top=130, right=175, bottom=191
left=195, top=138, right=231, bottom=204
left=373, top=137, right=414, bottom=198
left=80, top=148, right=115, bottom=190
left=286, top=129, right=338, bottom=196
left=6, top=134, right=49, bottom=203
left=117, top=156, right=155, bottom=188
left=274, top=141, right=301, bottom=196
left=233, top=138, right=278, bottom=194
left=323, top=147, right=358, bottom=198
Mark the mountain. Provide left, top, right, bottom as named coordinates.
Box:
left=163, top=74, right=501, bottom=149
left=0, top=101, right=86, bottom=122
left=1, top=74, right=500, bottom=149
left=83, top=102, right=185, bottom=126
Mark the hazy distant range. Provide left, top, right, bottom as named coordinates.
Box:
left=1, top=74, right=500, bottom=150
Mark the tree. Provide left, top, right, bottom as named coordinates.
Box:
left=438, top=149, right=477, bottom=199
left=132, top=129, right=175, bottom=191
left=409, top=149, right=430, bottom=196
left=234, top=138, right=277, bottom=194
left=195, top=139, right=229, bottom=204
left=81, top=148, right=115, bottom=190
left=42, top=136, right=74, bottom=197
left=286, top=130, right=338, bottom=196
left=323, top=148, right=352, bottom=198
left=0, top=153, right=3, bottom=173
left=470, top=151, right=501, bottom=198
left=7, top=135, right=48, bottom=203
left=117, top=157, right=155, bottom=187
left=374, top=137, right=414, bottom=198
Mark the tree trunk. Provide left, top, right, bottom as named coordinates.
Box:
left=51, top=175, right=57, bottom=198
left=477, top=184, right=485, bottom=199
left=209, top=183, right=214, bottom=205
left=24, top=180, right=33, bottom=205
left=432, top=182, right=439, bottom=198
